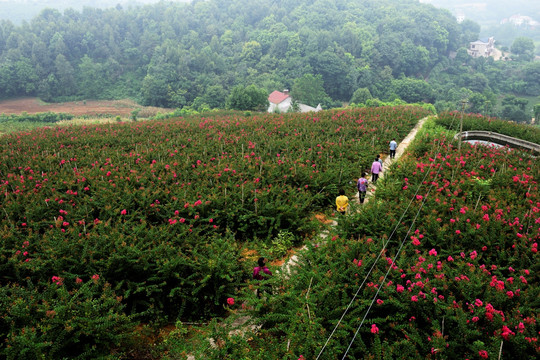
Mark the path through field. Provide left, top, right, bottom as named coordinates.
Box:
left=186, top=115, right=432, bottom=359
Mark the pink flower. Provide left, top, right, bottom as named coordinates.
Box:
left=428, top=248, right=437, bottom=256
left=475, top=299, right=483, bottom=307
left=455, top=230, right=461, bottom=235
left=447, top=256, right=454, bottom=262
left=92, top=274, right=100, bottom=282
left=371, top=324, right=379, bottom=334
left=411, top=295, right=419, bottom=302
left=470, top=250, right=477, bottom=260
left=376, top=299, right=384, bottom=305
left=51, top=276, right=63, bottom=285
left=76, top=277, right=83, bottom=284
left=501, top=325, right=515, bottom=340
left=478, top=350, right=488, bottom=359
left=396, top=284, right=405, bottom=293
left=472, top=316, right=479, bottom=322
left=120, top=209, right=127, bottom=215
left=227, top=297, right=235, bottom=306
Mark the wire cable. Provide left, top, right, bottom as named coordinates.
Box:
left=340, top=116, right=462, bottom=358
left=316, top=112, right=460, bottom=359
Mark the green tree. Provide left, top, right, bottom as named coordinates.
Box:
left=140, top=74, right=169, bottom=107
left=501, top=105, right=529, bottom=123
left=397, top=41, right=430, bottom=77
left=290, top=74, right=330, bottom=108
left=77, top=55, right=106, bottom=99
left=534, top=104, right=540, bottom=122
left=241, top=41, right=262, bottom=65
left=391, top=78, right=433, bottom=103
left=350, top=87, right=372, bottom=105
left=54, top=54, right=76, bottom=97
left=502, top=95, right=528, bottom=111
left=0, top=57, right=38, bottom=96
left=225, top=84, right=268, bottom=111
left=198, top=85, right=227, bottom=109
left=520, top=62, right=540, bottom=96
left=468, top=92, right=487, bottom=114
left=459, top=19, right=480, bottom=43
left=510, top=37, right=535, bottom=61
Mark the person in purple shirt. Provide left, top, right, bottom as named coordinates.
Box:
left=253, top=257, right=272, bottom=298
left=371, top=158, right=382, bottom=183
left=357, top=172, right=369, bottom=203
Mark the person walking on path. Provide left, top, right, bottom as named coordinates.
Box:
left=389, top=138, right=398, bottom=159
left=371, top=158, right=382, bottom=184
left=336, top=189, right=349, bottom=215
left=376, top=154, right=383, bottom=168
left=357, top=172, right=369, bottom=204
left=253, top=257, right=272, bottom=298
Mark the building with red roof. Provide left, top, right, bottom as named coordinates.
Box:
left=268, top=89, right=322, bottom=113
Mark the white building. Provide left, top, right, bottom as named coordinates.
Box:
left=268, top=90, right=322, bottom=113
left=468, top=37, right=495, bottom=58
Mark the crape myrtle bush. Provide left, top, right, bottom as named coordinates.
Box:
left=0, top=106, right=429, bottom=357
left=436, top=111, right=540, bottom=145
left=222, top=118, right=539, bottom=359
left=0, top=112, right=73, bottom=123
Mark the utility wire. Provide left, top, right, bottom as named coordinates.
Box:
left=340, top=114, right=462, bottom=359
left=316, top=112, right=461, bottom=359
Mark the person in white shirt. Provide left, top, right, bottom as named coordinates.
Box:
left=389, top=138, right=398, bottom=159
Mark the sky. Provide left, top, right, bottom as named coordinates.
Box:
left=0, top=0, right=191, bottom=23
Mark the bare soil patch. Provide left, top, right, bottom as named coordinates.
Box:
left=0, top=97, right=173, bottom=117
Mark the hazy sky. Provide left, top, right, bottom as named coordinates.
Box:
left=0, top=0, right=191, bottom=23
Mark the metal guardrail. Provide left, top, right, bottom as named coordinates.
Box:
left=455, top=130, right=540, bottom=155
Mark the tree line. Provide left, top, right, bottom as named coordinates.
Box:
left=0, top=0, right=538, bottom=121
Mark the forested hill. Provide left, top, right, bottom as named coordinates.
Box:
left=0, top=0, right=538, bottom=117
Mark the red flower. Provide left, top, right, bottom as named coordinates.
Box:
left=227, top=297, right=235, bottom=306
left=371, top=324, right=379, bottom=334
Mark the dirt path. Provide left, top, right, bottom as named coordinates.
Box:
left=187, top=115, right=433, bottom=359
left=357, top=115, right=430, bottom=204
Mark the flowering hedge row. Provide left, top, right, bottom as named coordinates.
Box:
left=0, top=106, right=430, bottom=358
left=205, top=117, right=539, bottom=359
left=436, top=111, right=540, bottom=145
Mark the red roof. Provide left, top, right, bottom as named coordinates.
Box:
left=268, top=90, right=290, bottom=104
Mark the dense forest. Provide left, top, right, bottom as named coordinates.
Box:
left=0, top=0, right=538, bottom=121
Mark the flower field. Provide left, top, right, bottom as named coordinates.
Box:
left=204, top=117, right=539, bottom=359
left=0, top=106, right=430, bottom=358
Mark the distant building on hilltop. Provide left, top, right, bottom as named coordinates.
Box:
left=468, top=37, right=495, bottom=58
left=456, top=11, right=465, bottom=24
left=268, top=90, right=322, bottom=113
left=501, top=15, right=539, bottom=29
